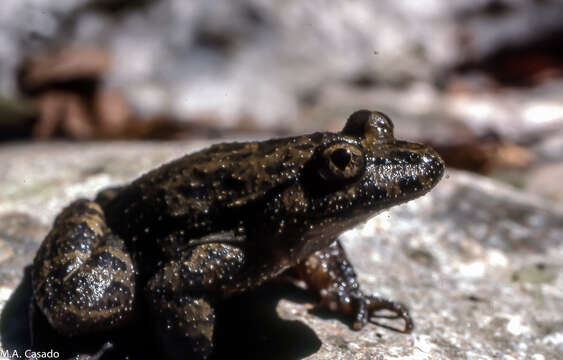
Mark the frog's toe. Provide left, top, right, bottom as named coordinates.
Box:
left=364, top=295, right=414, bottom=333
left=319, top=291, right=413, bottom=333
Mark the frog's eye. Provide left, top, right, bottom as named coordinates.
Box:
left=342, top=110, right=394, bottom=144
left=319, top=143, right=365, bottom=181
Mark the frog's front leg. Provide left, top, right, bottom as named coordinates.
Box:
left=294, top=240, right=413, bottom=333
left=31, top=199, right=136, bottom=336
left=145, top=243, right=246, bottom=360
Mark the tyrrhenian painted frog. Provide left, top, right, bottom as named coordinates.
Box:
left=32, top=110, right=444, bottom=359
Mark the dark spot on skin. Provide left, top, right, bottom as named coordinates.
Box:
left=50, top=266, right=72, bottom=284
left=371, top=186, right=389, bottom=202
left=222, top=175, right=247, bottom=192
left=264, top=162, right=284, bottom=176
left=97, top=250, right=127, bottom=271
left=192, top=168, right=207, bottom=180
left=389, top=150, right=420, bottom=165
left=178, top=185, right=209, bottom=199
left=294, top=143, right=315, bottom=151
left=398, top=177, right=422, bottom=195
left=373, top=157, right=391, bottom=166
left=58, top=233, right=91, bottom=253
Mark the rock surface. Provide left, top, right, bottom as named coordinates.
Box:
left=0, top=140, right=562, bottom=359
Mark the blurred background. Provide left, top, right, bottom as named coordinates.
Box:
left=1, top=0, right=562, bottom=203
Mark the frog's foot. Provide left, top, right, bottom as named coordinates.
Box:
left=31, top=199, right=136, bottom=337
left=295, top=240, right=413, bottom=333
left=323, top=292, right=413, bottom=333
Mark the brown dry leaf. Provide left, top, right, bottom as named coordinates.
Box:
left=21, top=47, right=110, bottom=92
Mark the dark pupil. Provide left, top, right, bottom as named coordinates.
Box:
left=330, top=148, right=351, bottom=170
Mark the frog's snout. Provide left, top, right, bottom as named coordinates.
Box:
left=419, top=146, right=445, bottom=187
left=367, top=142, right=445, bottom=203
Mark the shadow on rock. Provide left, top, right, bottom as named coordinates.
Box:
left=0, top=267, right=33, bottom=353
left=1, top=269, right=321, bottom=360
left=212, top=282, right=321, bottom=360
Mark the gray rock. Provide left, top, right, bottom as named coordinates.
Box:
left=1, top=141, right=562, bottom=359
left=525, top=163, right=563, bottom=204
left=535, top=129, right=563, bottom=162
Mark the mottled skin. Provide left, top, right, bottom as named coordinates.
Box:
left=32, top=110, right=444, bottom=359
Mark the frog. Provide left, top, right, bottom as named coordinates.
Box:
left=31, top=110, right=444, bottom=359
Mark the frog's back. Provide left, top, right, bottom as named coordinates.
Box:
left=104, top=134, right=324, bottom=243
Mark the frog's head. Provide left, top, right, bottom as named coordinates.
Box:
left=295, top=110, right=444, bottom=242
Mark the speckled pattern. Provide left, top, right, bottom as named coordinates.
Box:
left=31, top=200, right=136, bottom=336
left=29, top=110, right=444, bottom=359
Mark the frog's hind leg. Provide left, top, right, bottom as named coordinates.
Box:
left=294, top=240, right=413, bottom=333
left=31, top=199, right=136, bottom=337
